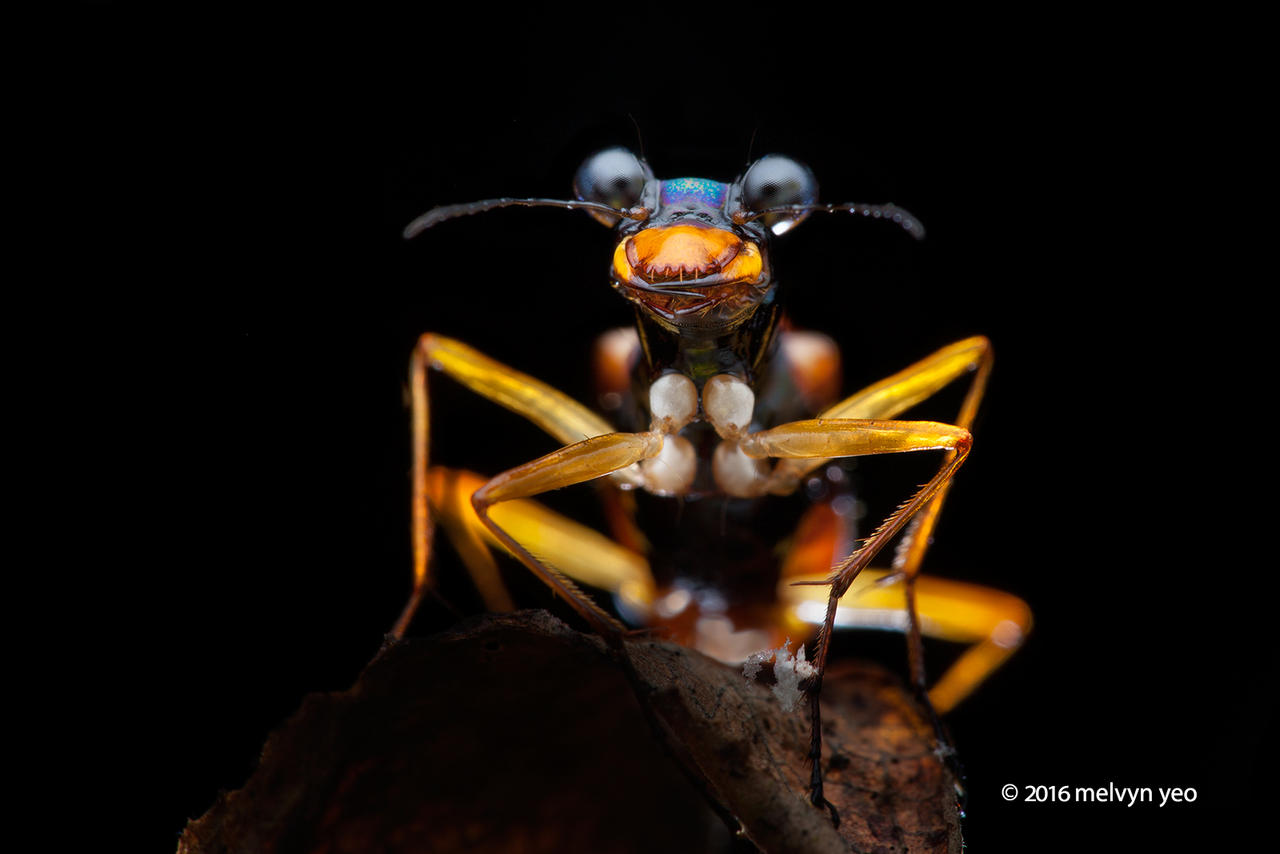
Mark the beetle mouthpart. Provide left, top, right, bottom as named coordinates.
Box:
left=627, top=223, right=741, bottom=280
left=613, top=224, right=763, bottom=288
left=610, top=224, right=770, bottom=331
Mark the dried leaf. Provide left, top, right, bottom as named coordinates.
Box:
left=179, top=611, right=959, bottom=853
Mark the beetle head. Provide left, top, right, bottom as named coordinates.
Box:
left=403, top=147, right=923, bottom=337
left=577, top=148, right=823, bottom=334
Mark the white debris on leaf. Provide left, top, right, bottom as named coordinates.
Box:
left=772, top=642, right=817, bottom=712
left=742, top=639, right=816, bottom=713
left=742, top=646, right=771, bottom=681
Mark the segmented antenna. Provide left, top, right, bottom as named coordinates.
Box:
left=735, top=202, right=926, bottom=240
left=403, top=198, right=649, bottom=239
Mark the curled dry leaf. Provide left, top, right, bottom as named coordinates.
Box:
left=179, top=611, right=960, bottom=853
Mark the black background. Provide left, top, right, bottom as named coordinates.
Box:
left=59, top=9, right=1266, bottom=852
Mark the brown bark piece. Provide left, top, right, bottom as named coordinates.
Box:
left=179, top=611, right=960, bottom=853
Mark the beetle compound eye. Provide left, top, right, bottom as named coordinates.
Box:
left=741, top=154, right=819, bottom=235
left=574, top=147, right=653, bottom=227
left=741, top=155, right=819, bottom=209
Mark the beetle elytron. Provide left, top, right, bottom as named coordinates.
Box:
left=393, top=146, right=1031, bottom=817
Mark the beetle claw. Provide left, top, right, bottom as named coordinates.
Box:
left=809, top=787, right=840, bottom=827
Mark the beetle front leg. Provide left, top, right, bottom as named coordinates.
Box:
left=741, top=417, right=972, bottom=815
left=470, top=431, right=665, bottom=641
left=772, top=336, right=993, bottom=693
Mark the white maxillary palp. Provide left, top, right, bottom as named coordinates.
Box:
left=713, top=440, right=770, bottom=497
left=641, top=433, right=697, bottom=495
left=702, top=373, right=770, bottom=497
left=703, top=374, right=755, bottom=440
left=648, top=372, right=698, bottom=434
left=634, top=372, right=699, bottom=496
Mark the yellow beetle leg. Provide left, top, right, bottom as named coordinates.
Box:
left=394, top=333, right=619, bottom=638
left=425, top=466, right=655, bottom=619
left=742, top=416, right=971, bottom=807
left=771, top=336, right=993, bottom=692
left=784, top=568, right=1032, bottom=713
left=471, top=431, right=663, bottom=640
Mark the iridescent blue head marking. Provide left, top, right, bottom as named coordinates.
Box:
left=660, top=177, right=727, bottom=210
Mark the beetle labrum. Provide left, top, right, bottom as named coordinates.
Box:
left=394, top=147, right=1031, bottom=818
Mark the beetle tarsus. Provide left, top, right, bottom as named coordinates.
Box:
left=807, top=680, right=840, bottom=825
left=809, top=784, right=841, bottom=827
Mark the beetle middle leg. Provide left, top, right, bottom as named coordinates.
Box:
left=785, top=566, right=1032, bottom=713
left=424, top=466, right=657, bottom=621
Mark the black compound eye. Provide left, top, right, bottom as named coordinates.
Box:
left=574, top=147, right=652, bottom=226
left=740, top=154, right=818, bottom=235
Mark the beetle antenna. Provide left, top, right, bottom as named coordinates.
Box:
left=735, top=201, right=926, bottom=240
left=626, top=112, right=647, bottom=163
left=403, top=197, right=649, bottom=239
